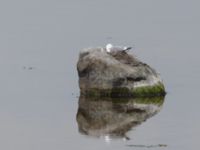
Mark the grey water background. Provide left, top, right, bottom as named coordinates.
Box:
left=0, top=0, right=199, bottom=149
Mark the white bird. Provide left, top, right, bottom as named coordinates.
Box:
left=106, top=43, right=132, bottom=53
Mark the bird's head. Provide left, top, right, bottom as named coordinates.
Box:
left=106, top=43, right=113, bottom=52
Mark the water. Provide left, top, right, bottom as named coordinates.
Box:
left=0, top=0, right=200, bottom=149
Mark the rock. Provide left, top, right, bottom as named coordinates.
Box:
left=77, top=47, right=166, bottom=97
left=76, top=95, right=164, bottom=138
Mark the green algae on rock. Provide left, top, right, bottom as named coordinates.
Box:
left=77, top=47, right=166, bottom=97
left=81, top=83, right=165, bottom=97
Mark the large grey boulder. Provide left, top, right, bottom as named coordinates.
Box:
left=77, top=47, right=165, bottom=97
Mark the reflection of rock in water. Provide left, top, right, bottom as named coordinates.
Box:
left=76, top=95, right=165, bottom=139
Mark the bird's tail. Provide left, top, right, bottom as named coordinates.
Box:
left=123, top=47, right=132, bottom=52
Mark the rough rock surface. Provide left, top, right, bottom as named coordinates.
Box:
left=77, top=47, right=165, bottom=97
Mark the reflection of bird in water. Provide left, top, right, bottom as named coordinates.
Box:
left=106, top=43, right=132, bottom=53
left=103, top=134, right=130, bottom=143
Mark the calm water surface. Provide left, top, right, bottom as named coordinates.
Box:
left=0, top=0, right=200, bottom=150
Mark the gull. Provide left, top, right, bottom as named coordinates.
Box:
left=106, top=43, right=132, bottom=53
